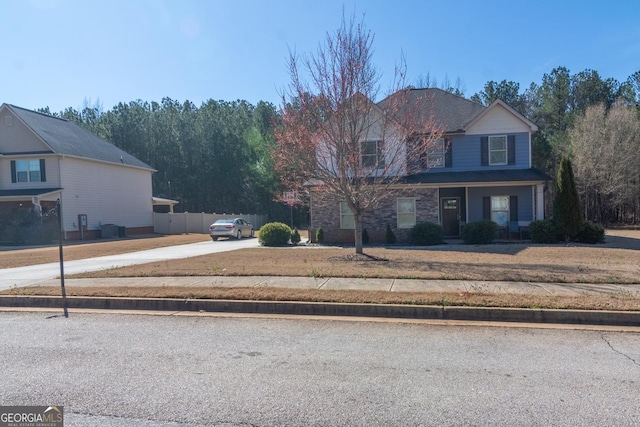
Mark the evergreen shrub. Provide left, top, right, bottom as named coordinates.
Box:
left=529, top=219, right=560, bottom=243
left=574, top=221, right=605, bottom=244
left=461, top=220, right=497, bottom=244
left=290, top=228, right=301, bottom=244
left=385, top=223, right=396, bottom=244
left=259, top=222, right=292, bottom=246
left=554, top=158, right=582, bottom=240
left=409, top=222, right=444, bottom=246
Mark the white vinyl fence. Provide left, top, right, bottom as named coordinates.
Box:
left=154, top=212, right=267, bottom=235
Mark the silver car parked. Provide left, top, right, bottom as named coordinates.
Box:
left=209, top=218, right=254, bottom=241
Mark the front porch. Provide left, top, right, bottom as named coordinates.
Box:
left=0, top=188, right=62, bottom=245
left=439, top=183, right=544, bottom=238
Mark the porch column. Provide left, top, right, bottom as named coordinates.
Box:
left=536, top=184, right=544, bottom=220
left=31, top=196, right=42, bottom=215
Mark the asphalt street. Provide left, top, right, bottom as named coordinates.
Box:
left=1, top=312, right=639, bottom=426
left=0, top=238, right=260, bottom=290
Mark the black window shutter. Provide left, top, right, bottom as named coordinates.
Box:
left=483, top=196, right=490, bottom=220
left=40, top=159, right=46, bottom=182
left=378, top=139, right=385, bottom=167
left=481, top=137, right=488, bottom=166
left=445, top=138, right=452, bottom=168
left=10, top=160, right=17, bottom=183
left=510, top=196, right=518, bottom=221
left=508, top=135, right=516, bottom=165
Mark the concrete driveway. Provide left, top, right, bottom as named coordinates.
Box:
left=0, top=237, right=260, bottom=290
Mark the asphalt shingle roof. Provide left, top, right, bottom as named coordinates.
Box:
left=402, top=168, right=551, bottom=184
left=4, top=104, right=153, bottom=170
left=377, top=88, right=487, bottom=133
left=0, top=188, right=62, bottom=197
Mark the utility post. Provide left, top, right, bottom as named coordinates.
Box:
left=284, top=192, right=295, bottom=228
left=57, top=199, right=69, bottom=318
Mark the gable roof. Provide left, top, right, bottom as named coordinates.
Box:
left=1, top=104, right=153, bottom=170
left=378, top=88, right=487, bottom=133
left=377, top=88, right=537, bottom=134
left=465, top=99, right=538, bottom=132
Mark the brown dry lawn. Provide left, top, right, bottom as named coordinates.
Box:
left=0, top=233, right=210, bottom=268
left=7, top=285, right=639, bottom=312
left=65, top=229, right=640, bottom=284
left=2, top=229, right=640, bottom=311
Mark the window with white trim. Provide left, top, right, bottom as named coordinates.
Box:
left=489, top=135, right=507, bottom=165
left=426, top=138, right=445, bottom=168
left=397, top=197, right=416, bottom=228
left=491, top=195, right=509, bottom=226
left=340, top=201, right=355, bottom=229
left=361, top=140, right=384, bottom=168
left=16, top=160, right=42, bottom=182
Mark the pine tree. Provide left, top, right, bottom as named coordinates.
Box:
left=554, top=158, right=582, bottom=240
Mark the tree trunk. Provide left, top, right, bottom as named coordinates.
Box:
left=354, top=213, right=363, bottom=255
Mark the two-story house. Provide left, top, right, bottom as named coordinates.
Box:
left=0, top=103, right=155, bottom=240
left=309, top=88, right=549, bottom=243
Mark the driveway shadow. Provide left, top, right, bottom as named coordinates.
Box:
left=600, top=234, right=640, bottom=251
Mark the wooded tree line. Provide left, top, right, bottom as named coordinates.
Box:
left=39, top=66, right=639, bottom=225
left=38, top=98, right=293, bottom=220
left=466, top=67, right=640, bottom=224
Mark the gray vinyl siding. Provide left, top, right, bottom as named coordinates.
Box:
left=467, top=186, right=534, bottom=223
left=437, top=132, right=530, bottom=172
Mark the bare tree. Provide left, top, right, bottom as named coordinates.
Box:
left=275, top=14, right=443, bottom=254
left=414, top=73, right=466, bottom=96
left=570, top=101, right=640, bottom=223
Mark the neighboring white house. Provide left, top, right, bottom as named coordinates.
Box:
left=0, top=103, right=155, bottom=240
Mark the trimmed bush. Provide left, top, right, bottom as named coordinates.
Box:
left=259, top=222, right=292, bottom=246
left=574, top=221, right=605, bottom=244
left=362, top=228, right=369, bottom=245
left=315, top=227, right=324, bottom=244
left=461, top=220, right=497, bottom=244
left=529, top=219, right=560, bottom=244
left=290, top=228, right=301, bottom=244
left=409, top=222, right=444, bottom=246
left=385, top=223, right=396, bottom=244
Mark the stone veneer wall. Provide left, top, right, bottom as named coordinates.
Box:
left=310, top=187, right=439, bottom=243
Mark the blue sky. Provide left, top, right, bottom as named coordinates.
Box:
left=2, top=0, right=639, bottom=113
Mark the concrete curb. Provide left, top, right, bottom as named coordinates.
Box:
left=1, top=296, right=638, bottom=326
